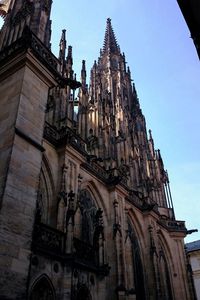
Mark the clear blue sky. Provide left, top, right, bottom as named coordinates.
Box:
left=1, top=0, right=199, bottom=243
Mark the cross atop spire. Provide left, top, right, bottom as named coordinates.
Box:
left=103, top=18, right=120, bottom=54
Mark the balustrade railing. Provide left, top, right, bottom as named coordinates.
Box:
left=32, top=223, right=65, bottom=255
left=44, top=122, right=130, bottom=188
left=127, top=190, right=145, bottom=207
left=32, top=223, right=110, bottom=275
left=159, top=219, right=186, bottom=232
left=44, top=122, right=87, bottom=154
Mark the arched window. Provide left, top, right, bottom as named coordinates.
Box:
left=126, top=221, right=146, bottom=300
left=159, top=249, right=173, bottom=300
left=74, top=189, right=105, bottom=267
left=79, top=190, right=97, bottom=245
left=76, top=284, right=92, bottom=300
left=36, top=170, right=49, bottom=224
left=29, top=275, right=56, bottom=300
left=36, top=158, right=55, bottom=226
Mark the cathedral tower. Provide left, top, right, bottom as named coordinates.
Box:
left=0, top=5, right=194, bottom=300
left=78, top=18, right=174, bottom=215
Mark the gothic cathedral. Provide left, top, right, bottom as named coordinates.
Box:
left=0, top=1, right=194, bottom=300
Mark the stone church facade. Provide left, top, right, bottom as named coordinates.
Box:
left=0, top=1, right=194, bottom=299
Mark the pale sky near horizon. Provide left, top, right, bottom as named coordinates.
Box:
left=0, top=0, right=199, bottom=243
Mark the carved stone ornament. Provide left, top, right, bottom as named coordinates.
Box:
left=12, top=1, right=34, bottom=25
left=0, top=0, right=11, bottom=17
left=43, top=0, right=52, bottom=13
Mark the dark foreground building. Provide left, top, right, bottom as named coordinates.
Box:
left=186, top=240, right=200, bottom=300
left=0, top=1, right=195, bottom=299
left=177, top=0, right=200, bottom=59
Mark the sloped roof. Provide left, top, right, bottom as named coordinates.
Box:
left=186, top=240, right=200, bottom=252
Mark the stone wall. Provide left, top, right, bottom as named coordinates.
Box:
left=0, top=51, right=56, bottom=299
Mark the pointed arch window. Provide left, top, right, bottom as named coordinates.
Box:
left=159, top=249, right=173, bottom=300
left=76, top=284, right=92, bottom=300
left=79, top=190, right=98, bottom=245
left=36, top=170, right=49, bottom=224
left=29, top=275, right=56, bottom=300
left=36, top=159, right=55, bottom=226
left=126, top=221, right=147, bottom=299
left=73, top=189, right=105, bottom=268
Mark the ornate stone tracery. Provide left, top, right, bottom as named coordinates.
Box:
left=78, top=189, right=104, bottom=248
left=12, top=1, right=34, bottom=25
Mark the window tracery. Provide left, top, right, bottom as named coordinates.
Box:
left=79, top=190, right=98, bottom=245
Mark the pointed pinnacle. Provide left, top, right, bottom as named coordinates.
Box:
left=149, top=129, right=153, bottom=140
left=81, top=60, right=87, bottom=84
left=66, top=46, right=73, bottom=65
left=59, top=29, right=66, bottom=61
left=103, top=18, right=119, bottom=54
left=81, top=59, right=86, bottom=71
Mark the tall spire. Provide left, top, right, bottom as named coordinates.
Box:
left=103, top=18, right=119, bottom=54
